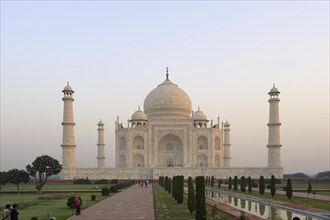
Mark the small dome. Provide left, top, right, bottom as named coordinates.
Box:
left=63, top=82, right=74, bottom=92
left=131, top=107, right=148, bottom=121
left=192, top=107, right=208, bottom=121
left=268, top=84, right=280, bottom=94
left=224, top=120, right=230, bottom=126
left=144, top=77, right=192, bottom=119
left=98, top=119, right=104, bottom=126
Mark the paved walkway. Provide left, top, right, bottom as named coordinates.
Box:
left=67, top=184, right=155, bottom=220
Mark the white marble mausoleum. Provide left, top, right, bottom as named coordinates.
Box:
left=60, top=71, right=283, bottom=180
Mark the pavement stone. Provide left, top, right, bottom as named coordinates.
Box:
left=66, top=184, right=155, bottom=220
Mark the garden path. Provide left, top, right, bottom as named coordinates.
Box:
left=66, top=183, right=155, bottom=220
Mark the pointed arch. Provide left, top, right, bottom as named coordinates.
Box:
left=133, top=154, right=144, bottom=167
left=133, top=135, right=144, bottom=149
left=158, top=133, right=183, bottom=167
left=119, top=154, right=126, bottom=167
left=119, top=136, right=126, bottom=150
left=215, top=155, right=221, bottom=167
left=197, top=135, right=208, bottom=150
left=197, top=154, right=208, bottom=167
left=215, top=137, right=221, bottom=150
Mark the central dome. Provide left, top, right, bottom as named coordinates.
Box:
left=144, top=78, right=192, bottom=119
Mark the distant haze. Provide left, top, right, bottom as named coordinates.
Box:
left=1, top=1, right=329, bottom=175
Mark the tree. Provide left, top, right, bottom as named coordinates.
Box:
left=259, top=176, right=265, bottom=195
left=211, top=176, right=214, bottom=187
left=240, top=176, right=246, bottom=192
left=228, top=177, right=232, bottom=190
left=0, top=171, right=8, bottom=189
left=218, top=178, right=221, bottom=188
left=270, top=175, right=276, bottom=197
left=26, top=155, right=62, bottom=193
left=168, top=178, right=172, bottom=194
left=247, top=176, right=252, bottom=193
left=233, top=176, right=238, bottom=191
left=286, top=178, right=293, bottom=199
left=172, top=176, right=177, bottom=199
left=316, top=171, right=330, bottom=178
left=187, top=177, right=195, bottom=214
left=165, top=176, right=169, bottom=192
left=307, top=182, right=312, bottom=199
left=195, top=176, right=206, bottom=220
left=7, top=169, right=30, bottom=192
left=177, top=175, right=184, bottom=204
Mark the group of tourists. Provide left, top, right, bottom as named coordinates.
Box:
left=138, top=180, right=152, bottom=187
left=1, top=204, right=19, bottom=220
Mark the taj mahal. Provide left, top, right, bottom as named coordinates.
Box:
left=60, top=70, right=283, bottom=180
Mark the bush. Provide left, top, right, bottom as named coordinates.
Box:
left=270, top=175, right=276, bottom=197
left=110, top=185, right=118, bottom=193
left=259, top=176, right=265, bottom=195
left=66, top=196, right=82, bottom=209
left=240, top=176, right=246, bottom=192
left=101, top=187, right=111, bottom=196
left=31, top=217, right=38, bottom=220
left=73, top=178, right=92, bottom=184
left=91, top=194, right=96, bottom=201
left=94, top=179, right=109, bottom=184
left=110, top=179, right=118, bottom=184
left=38, top=194, right=66, bottom=200
left=286, top=178, right=293, bottom=199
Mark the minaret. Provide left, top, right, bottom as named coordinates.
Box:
left=223, top=120, right=231, bottom=168
left=97, top=119, right=106, bottom=168
left=267, top=84, right=282, bottom=168
left=61, top=82, right=77, bottom=178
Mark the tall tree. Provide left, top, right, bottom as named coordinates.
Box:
left=177, top=175, right=184, bottom=204
left=7, top=169, right=30, bottom=192
left=26, top=155, right=62, bottom=193
left=259, top=176, right=265, bottom=195
left=240, top=176, right=246, bottom=192
left=218, top=178, right=221, bottom=188
left=307, top=182, right=312, bottom=199
left=195, top=176, right=206, bottom=220
left=211, top=176, right=214, bottom=187
left=187, top=176, right=195, bottom=214
left=247, top=176, right=252, bottom=193
left=286, top=178, right=293, bottom=199
left=168, top=178, right=172, bottom=194
left=172, top=176, right=177, bottom=199
left=233, top=176, right=238, bottom=191
left=270, top=175, right=276, bottom=197
left=228, top=177, right=232, bottom=190
left=165, top=176, right=169, bottom=192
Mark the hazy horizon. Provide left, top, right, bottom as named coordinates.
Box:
left=1, top=1, right=329, bottom=175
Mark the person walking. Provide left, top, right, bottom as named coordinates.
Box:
left=1, top=204, right=11, bottom=220
left=74, top=196, right=81, bottom=215
left=10, top=204, right=19, bottom=220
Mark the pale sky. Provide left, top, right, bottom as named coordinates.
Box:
left=1, top=1, right=329, bottom=175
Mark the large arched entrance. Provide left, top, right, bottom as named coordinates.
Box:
left=158, top=134, right=183, bottom=167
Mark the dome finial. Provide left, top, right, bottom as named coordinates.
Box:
left=166, top=67, right=169, bottom=80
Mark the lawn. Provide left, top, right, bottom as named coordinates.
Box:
left=0, top=184, right=111, bottom=220
left=153, top=184, right=233, bottom=220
